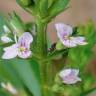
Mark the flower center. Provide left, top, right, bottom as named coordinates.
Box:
left=63, top=36, right=70, bottom=40
left=19, top=46, right=26, bottom=52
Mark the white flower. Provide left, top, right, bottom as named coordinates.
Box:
left=1, top=35, right=13, bottom=43
left=55, top=23, right=88, bottom=47
left=1, top=82, right=18, bottom=95
left=2, top=32, right=33, bottom=59
left=59, top=68, right=81, bottom=84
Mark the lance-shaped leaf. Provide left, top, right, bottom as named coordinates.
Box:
left=67, top=21, right=96, bottom=70
left=8, top=58, right=41, bottom=96
left=39, top=0, right=48, bottom=17
left=48, top=0, right=56, bottom=8
left=16, top=0, right=34, bottom=7
left=48, top=0, right=70, bottom=20
left=16, top=0, right=38, bottom=15
left=9, top=12, right=25, bottom=36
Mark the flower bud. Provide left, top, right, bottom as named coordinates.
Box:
left=56, top=41, right=64, bottom=50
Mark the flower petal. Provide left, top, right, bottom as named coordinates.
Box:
left=71, top=69, right=79, bottom=76
left=63, top=77, right=81, bottom=84
left=18, top=50, right=32, bottom=59
left=59, top=69, right=71, bottom=77
left=2, top=44, right=18, bottom=59
left=1, top=36, right=13, bottom=43
left=59, top=68, right=81, bottom=84
left=73, top=37, right=88, bottom=45
left=62, top=38, right=77, bottom=47
left=18, top=32, right=33, bottom=45
left=55, top=23, right=72, bottom=40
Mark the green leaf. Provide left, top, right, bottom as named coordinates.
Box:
left=39, top=0, right=48, bottom=17
left=48, top=0, right=70, bottom=19
left=8, top=58, right=41, bottom=96
left=0, top=60, right=23, bottom=88
left=80, top=87, right=96, bottom=96
left=16, top=0, right=37, bottom=15
left=25, top=22, right=36, bottom=36
left=47, top=49, right=68, bottom=60
left=16, top=0, right=34, bottom=7
left=67, top=21, right=96, bottom=70
left=9, top=12, right=25, bottom=36
left=48, top=0, right=55, bottom=8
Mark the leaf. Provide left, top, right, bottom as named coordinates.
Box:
left=16, top=0, right=34, bottom=7
left=39, top=0, right=48, bottom=17
left=9, top=12, right=25, bottom=36
left=0, top=59, right=24, bottom=88
left=47, top=49, right=68, bottom=60
left=48, top=0, right=55, bottom=8
left=80, top=87, right=96, bottom=96
left=48, top=0, right=70, bottom=19
left=16, top=0, right=36, bottom=15
left=8, top=58, right=41, bottom=96
left=67, top=21, right=96, bottom=70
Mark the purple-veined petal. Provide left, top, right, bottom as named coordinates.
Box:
left=3, top=44, right=18, bottom=51
left=59, top=69, right=81, bottom=84
left=55, top=23, right=73, bottom=40
left=18, top=50, right=32, bottom=59
left=71, top=69, right=79, bottom=76
left=2, top=44, right=18, bottom=59
left=73, top=37, right=88, bottom=45
left=62, top=37, right=77, bottom=47
left=18, top=32, right=33, bottom=46
left=59, top=69, right=72, bottom=77
left=1, top=36, right=13, bottom=43
left=63, top=76, right=81, bottom=84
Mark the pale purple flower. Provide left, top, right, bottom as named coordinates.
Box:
left=1, top=35, right=13, bottom=43
left=59, top=68, right=81, bottom=84
left=1, top=82, right=18, bottom=95
left=55, top=23, right=88, bottom=47
left=2, top=32, right=33, bottom=59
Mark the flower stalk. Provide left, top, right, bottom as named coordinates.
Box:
left=35, top=17, right=47, bottom=58
left=35, top=17, right=50, bottom=96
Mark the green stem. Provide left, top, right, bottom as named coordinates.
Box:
left=35, top=17, right=49, bottom=96
left=39, top=61, right=54, bottom=96
left=39, top=61, right=48, bottom=96
left=35, top=18, right=47, bottom=58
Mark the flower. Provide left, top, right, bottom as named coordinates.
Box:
left=2, top=32, right=33, bottom=59
left=55, top=23, right=88, bottom=47
left=1, top=82, right=18, bottom=95
left=1, top=35, right=13, bottom=43
left=59, top=68, right=81, bottom=84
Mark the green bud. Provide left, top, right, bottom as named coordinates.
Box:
left=9, top=12, right=25, bottom=36
left=54, top=74, right=63, bottom=85
left=63, top=86, right=81, bottom=96
left=56, top=41, right=64, bottom=50
left=52, top=84, right=60, bottom=92
left=16, top=0, right=34, bottom=7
